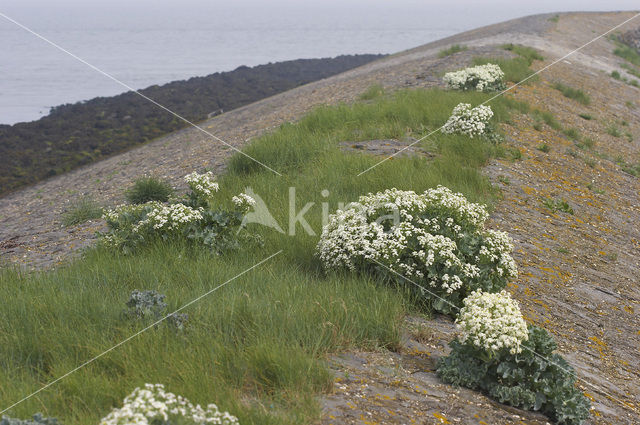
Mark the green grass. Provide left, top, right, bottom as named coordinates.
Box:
left=621, top=162, right=640, bottom=176
left=537, top=143, right=551, bottom=153
left=620, top=63, right=640, bottom=79
left=61, top=196, right=103, bottom=226
left=582, top=137, right=595, bottom=149
left=553, top=83, right=591, bottom=105
left=358, top=84, right=385, bottom=101
left=606, top=124, right=622, bottom=138
left=471, top=45, right=543, bottom=85
left=563, top=128, right=580, bottom=141
left=578, top=113, right=593, bottom=120
left=125, top=175, right=174, bottom=204
left=531, top=109, right=562, bottom=130
left=548, top=14, right=560, bottom=23
left=611, top=70, right=621, bottom=80
left=438, top=44, right=467, bottom=58
left=0, top=86, right=530, bottom=424
left=501, top=44, right=544, bottom=64
left=613, top=41, right=640, bottom=66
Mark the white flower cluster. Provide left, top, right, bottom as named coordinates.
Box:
left=457, top=290, right=529, bottom=354
left=442, top=103, right=493, bottom=138
left=479, top=230, right=518, bottom=278
left=317, top=186, right=516, bottom=300
left=103, top=203, right=145, bottom=224
left=443, top=63, right=505, bottom=91
left=100, top=383, right=239, bottom=425
left=138, top=202, right=203, bottom=232
left=185, top=171, right=219, bottom=199
left=231, top=193, right=256, bottom=212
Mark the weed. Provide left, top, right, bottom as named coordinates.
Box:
left=501, top=44, right=544, bottom=63
left=586, top=182, right=605, bottom=194
left=621, top=62, right=640, bottom=79
left=61, top=196, right=103, bottom=226
left=612, top=40, right=640, bottom=66
left=563, top=128, right=580, bottom=141
left=584, top=157, right=596, bottom=168
left=126, top=176, right=174, bottom=204
left=438, top=44, right=468, bottom=58
left=578, top=113, right=593, bottom=120
left=606, top=124, right=621, bottom=138
left=359, top=84, right=385, bottom=101
left=582, top=137, right=595, bottom=149
left=533, top=122, right=542, bottom=131
left=611, top=70, right=621, bottom=80
left=498, top=175, right=510, bottom=185
left=473, top=45, right=543, bottom=84
left=542, top=198, right=574, bottom=214
left=537, top=143, right=550, bottom=153
left=509, top=148, right=523, bottom=160
left=553, top=83, right=590, bottom=105
left=621, top=162, right=640, bottom=176
left=531, top=109, right=561, bottom=130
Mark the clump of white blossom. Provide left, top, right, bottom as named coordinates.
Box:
left=317, top=186, right=517, bottom=312
left=443, top=63, right=505, bottom=92
left=138, top=203, right=203, bottom=232
left=102, top=201, right=203, bottom=249
left=231, top=193, right=256, bottom=213
left=99, top=383, right=239, bottom=425
left=456, top=289, right=529, bottom=354
left=185, top=171, right=219, bottom=199
left=101, top=172, right=256, bottom=252
left=442, top=103, right=494, bottom=138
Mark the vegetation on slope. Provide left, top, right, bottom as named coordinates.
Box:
left=0, top=83, right=532, bottom=424
left=0, top=54, right=384, bottom=195
left=2, top=51, right=586, bottom=425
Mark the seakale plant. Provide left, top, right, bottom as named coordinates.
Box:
left=437, top=291, right=590, bottom=425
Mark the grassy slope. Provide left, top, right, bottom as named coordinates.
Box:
left=0, top=56, right=536, bottom=424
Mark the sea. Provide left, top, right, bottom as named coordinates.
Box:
left=1, top=0, right=637, bottom=125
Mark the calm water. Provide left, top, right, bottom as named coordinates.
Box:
left=1, top=0, right=637, bottom=124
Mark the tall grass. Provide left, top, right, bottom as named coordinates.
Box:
left=438, top=44, right=468, bottom=58
left=61, top=196, right=103, bottom=226
left=472, top=45, right=543, bottom=84
left=0, top=86, right=530, bottom=424
left=553, top=83, right=591, bottom=105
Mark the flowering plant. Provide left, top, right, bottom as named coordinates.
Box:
left=438, top=324, right=591, bottom=425
left=316, top=186, right=517, bottom=314
left=184, top=171, right=219, bottom=208
left=99, top=383, right=239, bottom=425
left=102, top=201, right=203, bottom=252
left=101, top=173, right=258, bottom=253
left=443, top=63, right=505, bottom=91
left=231, top=193, right=256, bottom=213
left=456, top=290, right=528, bottom=355
left=442, top=103, right=494, bottom=138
